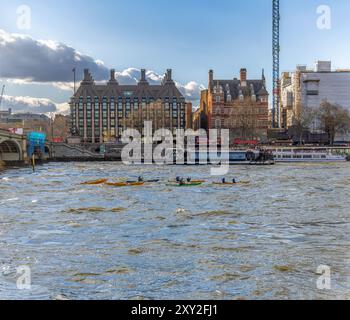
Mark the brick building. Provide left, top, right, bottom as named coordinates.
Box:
left=200, top=69, right=270, bottom=142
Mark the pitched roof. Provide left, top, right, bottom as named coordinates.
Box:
left=72, top=69, right=185, bottom=102
left=213, top=79, right=268, bottom=100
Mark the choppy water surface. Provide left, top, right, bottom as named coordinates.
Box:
left=0, top=162, right=350, bottom=300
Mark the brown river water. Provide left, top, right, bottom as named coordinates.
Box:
left=0, top=162, right=350, bottom=300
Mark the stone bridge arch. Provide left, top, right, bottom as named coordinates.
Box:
left=0, top=139, right=23, bottom=162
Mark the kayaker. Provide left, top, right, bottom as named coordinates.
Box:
left=232, top=178, right=237, bottom=184
left=179, top=178, right=185, bottom=186
left=176, top=176, right=181, bottom=182
left=222, top=178, right=226, bottom=184
left=187, top=177, right=192, bottom=182
left=138, top=176, right=144, bottom=182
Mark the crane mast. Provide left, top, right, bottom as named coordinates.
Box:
left=272, top=0, right=280, bottom=128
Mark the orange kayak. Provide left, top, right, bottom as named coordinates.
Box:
left=81, top=179, right=108, bottom=185
left=105, top=182, right=145, bottom=187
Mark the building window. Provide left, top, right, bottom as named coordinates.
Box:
left=134, top=98, right=139, bottom=111
left=103, top=97, right=107, bottom=111
left=124, top=91, right=133, bottom=97
left=118, top=98, right=123, bottom=118
left=142, top=98, right=147, bottom=109
left=126, top=99, right=131, bottom=111
left=215, top=119, right=221, bottom=129
left=307, top=90, right=319, bottom=96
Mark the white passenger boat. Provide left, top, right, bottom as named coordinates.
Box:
left=272, top=148, right=349, bottom=162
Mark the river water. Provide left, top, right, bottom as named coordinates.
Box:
left=0, top=162, right=349, bottom=300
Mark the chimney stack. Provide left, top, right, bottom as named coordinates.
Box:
left=141, top=69, right=146, bottom=81
left=84, top=69, right=89, bottom=80
left=240, top=68, right=247, bottom=86
left=209, top=70, right=214, bottom=92
left=167, top=69, right=172, bottom=81
left=110, top=69, right=115, bottom=81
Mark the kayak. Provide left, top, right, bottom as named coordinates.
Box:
left=168, top=180, right=205, bottom=184
left=81, top=179, right=108, bottom=185
left=166, top=182, right=203, bottom=187
left=106, top=182, right=145, bottom=187
left=212, top=181, right=250, bottom=186
left=126, top=179, right=160, bottom=183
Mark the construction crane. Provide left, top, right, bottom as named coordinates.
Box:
left=272, top=0, right=280, bottom=128
left=0, top=85, right=4, bottom=111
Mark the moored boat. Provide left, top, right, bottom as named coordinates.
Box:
left=186, top=149, right=274, bottom=165
left=271, top=148, right=348, bottom=162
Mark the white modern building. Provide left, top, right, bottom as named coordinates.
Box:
left=281, top=61, right=350, bottom=139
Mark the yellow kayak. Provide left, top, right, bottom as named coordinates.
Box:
left=81, top=179, right=108, bottom=185
left=105, top=181, right=145, bottom=187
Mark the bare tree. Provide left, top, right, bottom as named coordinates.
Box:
left=292, top=105, right=317, bottom=145
left=317, top=100, right=350, bottom=145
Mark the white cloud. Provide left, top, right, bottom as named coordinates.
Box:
left=176, top=81, right=206, bottom=102
left=0, top=29, right=109, bottom=82
left=2, top=95, right=68, bottom=115
left=0, top=29, right=204, bottom=109
left=56, top=103, right=70, bottom=115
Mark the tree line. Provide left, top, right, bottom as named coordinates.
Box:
left=293, top=100, right=350, bottom=145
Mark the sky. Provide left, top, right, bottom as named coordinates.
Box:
left=0, top=0, right=350, bottom=114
